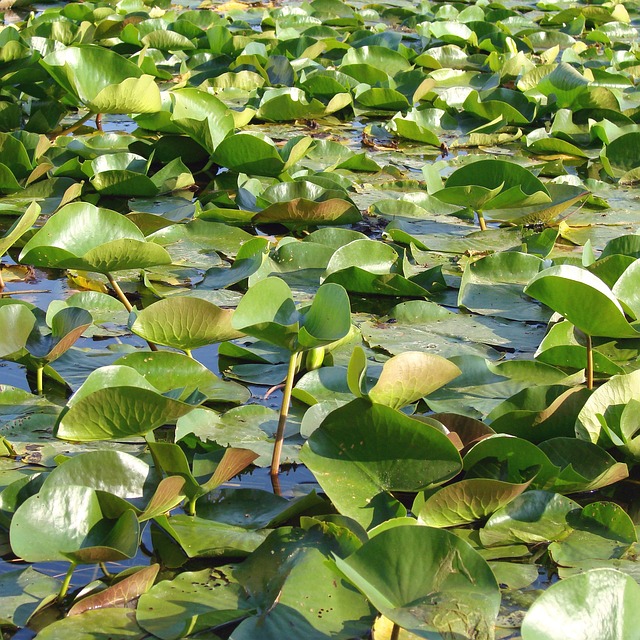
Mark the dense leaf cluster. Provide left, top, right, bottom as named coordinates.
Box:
left=0, top=0, right=639, bottom=637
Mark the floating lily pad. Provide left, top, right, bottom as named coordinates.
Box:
left=335, top=525, right=500, bottom=639
left=521, top=569, right=640, bottom=640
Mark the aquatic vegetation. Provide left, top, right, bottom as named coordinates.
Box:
left=0, top=0, right=638, bottom=637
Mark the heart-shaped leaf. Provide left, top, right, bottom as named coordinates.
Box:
left=19, top=202, right=172, bottom=273
left=335, top=525, right=500, bottom=639
left=130, top=297, right=243, bottom=352
left=10, top=484, right=139, bottom=564
left=301, top=398, right=462, bottom=528
left=525, top=265, right=640, bottom=338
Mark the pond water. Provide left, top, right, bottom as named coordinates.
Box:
left=2, top=0, right=640, bottom=637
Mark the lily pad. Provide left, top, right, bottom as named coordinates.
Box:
left=19, top=202, right=172, bottom=274
left=130, top=297, right=243, bottom=352
left=335, top=525, right=500, bottom=639
left=300, top=398, right=462, bottom=528
left=521, top=569, right=640, bottom=640
left=10, top=484, right=139, bottom=564
left=41, top=45, right=161, bottom=114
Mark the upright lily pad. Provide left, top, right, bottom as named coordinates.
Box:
left=19, top=202, right=172, bottom=273
left=601, top=132, right=640, bottom=179
left=576, top=370, right=640, bottom=452
left=10, top=484, right=139, bottom=563
left=525, top=265, right=640, bottom=339
left=417, top=477, right=533, bottom=527
left=114, top=351, right=249, bottom=405
left=253, top=198, right=361, bottom=229
left=41, top=45, right=161, bottom=114
left=0, top=202, right=40, bottom=274
left=0, top=304, right=36, bottom=360
left=349, top=348, right=462, bottom=410
left=213, top=133, right=312, bottom=177
left=434, top=159, right=550, bottom=211
left=40, top=450, right=157, bottom=509
left=300, top=398, right=462, bottom=528
left=232, top=277, right=351, bottom=353
left=55, top=365, right=201, bottom=441
left=130, top=297, right=243, bottom=352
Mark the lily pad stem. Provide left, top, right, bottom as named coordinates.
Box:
left=50, top=112, right=93, bottom=139
left=586, top=334, right=593, bottom=390
left=36, top=366, right=43, bottom=395
left=58, top=563, right=76, bottom=601
left=185, top=348, right=193, bottom=359
left=270, top=351, right=300, bottom=480
left=106, top=272, right=157, bottom=352
left=100, top=562, right=113, bottom=580
left=0, top=289, right=49, bottom=296
left=106, top=272, right=133, bottom=312
left=100, top=562, right=112, bottom=579
left=477, top=210, right=487, bottom=232
left=390, top=623, right=401, bottom=640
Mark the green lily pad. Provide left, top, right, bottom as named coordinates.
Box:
left=389, top=108, right=447, bottom=146
left=335, top=525, right=500, bottom=639
left=231, top=524, right=374, bottom=640
left=213, top=133, right=312, bottom=177
left=19, top=202, right=172, bottom=274
left=537, top=63, right=589, bottom=109
left=176, top=405, right=304, bottom=467
left=576, top=370, right=640, bottom=449
left=41, top=45, right=161, bottom=114
left=130, top=297, right=243, bottom=352
left=55, top=365, right=200, bottom=441
left=232, top=277, right=351, bottom=353
left=459, top=252, right=549, bottom=322
left=601, top=132, right=640, bottom=179
left=0, top=201, right=40, bottom=260
left=136, top=567, right=251, bottom=640
left=300, top=398, right=462, bottom=528
left=35, top=608, right=147, bottom=639
left=40, top=450, right=158, bottom=509
left=0, top=567, right=60, bottom=628
left=156, top=514, right=268, bottom=558
left=521, top=569, right=640, bottom=640
left=463, top=435, right=560, bottom=488
left=486, top=385, right=591, bottom=443
left=549, top=502, right=637, bottom=567
left=0, top=304, right=36, bottom=359
left=525, top=265, right=640, bottom=339
left=354, top=349, right=462, bottom=410
left=10, top=484, right=139, bottom=563
left=253, top=198, right=361, bottom=229
left=417, top=477, right=533, bottom=527
left=480, top=490, right=580, bottom=547
left=114, top=351, right=249, bottom=405
left=538, top=437, right=629, bottom=493
left=435, top=159, right=550, bottom=211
